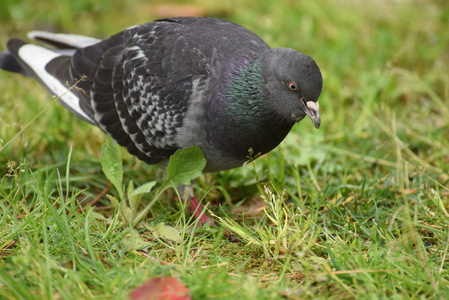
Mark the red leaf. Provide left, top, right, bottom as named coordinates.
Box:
left=188, top=197, right=216, bottom=226
left=130, top=276, right=191, bottom=300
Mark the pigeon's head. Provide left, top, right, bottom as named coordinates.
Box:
left=261, top=48, right=322, bottom=128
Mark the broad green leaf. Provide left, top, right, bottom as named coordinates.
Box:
left=122, top=206, right=133, bottom=224
left=131, top=181, right=157, bottom=197
left=165, top=146, right=206, bottom=186
left=127, top=180, right=135, bottom=200
left=101, top=144, right=123, bottom=197
left=127, top=180, right=137, bottom=212
left=106, top=194, right=120, bottom=210
left=154, top=222, right=183, bottom=243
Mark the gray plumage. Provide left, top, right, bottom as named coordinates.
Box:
left=0, top=17, right=322, bottom=172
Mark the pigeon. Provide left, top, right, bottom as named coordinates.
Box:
left=0, top=17, right=322, bottom=173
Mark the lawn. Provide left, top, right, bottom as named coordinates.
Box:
left=1, top=0, right=448, bottom=299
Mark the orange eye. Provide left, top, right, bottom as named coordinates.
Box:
left=287, top=81, right=298, bottom=91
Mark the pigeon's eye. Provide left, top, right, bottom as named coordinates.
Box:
left=287, top=81, right=298, bottom=91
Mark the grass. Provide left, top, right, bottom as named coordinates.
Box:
left=1, top=0, right=448, bottom=299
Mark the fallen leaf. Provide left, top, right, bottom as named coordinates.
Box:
left=230, top=196, right=267, bottom=216
left=154, top=222, right=183, bottom=243
left=130, top=276, right=191, bottom=300
left=188, top=197, right=216, bottom=226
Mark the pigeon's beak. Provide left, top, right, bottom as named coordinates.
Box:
left=302, top=99, right=320, bottom=129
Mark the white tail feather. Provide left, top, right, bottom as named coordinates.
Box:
left=27, top=31, right=101, bottom=49
left=18, top=44, right=94, bottom=123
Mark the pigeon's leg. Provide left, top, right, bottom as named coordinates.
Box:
left=179, top=184, right=216, bottom=226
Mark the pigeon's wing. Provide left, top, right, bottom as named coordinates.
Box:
left=3, top=21, right=211, bottom=164
left=79, top=22, right=210, bottom=164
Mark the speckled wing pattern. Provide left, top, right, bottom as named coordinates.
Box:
left=55, top=19, right=211, bottom=164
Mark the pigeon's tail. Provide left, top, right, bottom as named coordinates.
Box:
left=0, top=38, right=96, bottom=124
left=27, top=31, right=101, bottom=49
left=0, top=47, right=26, bottom=74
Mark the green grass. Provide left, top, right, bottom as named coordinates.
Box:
left=1, top=0, right=449, bottom=299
